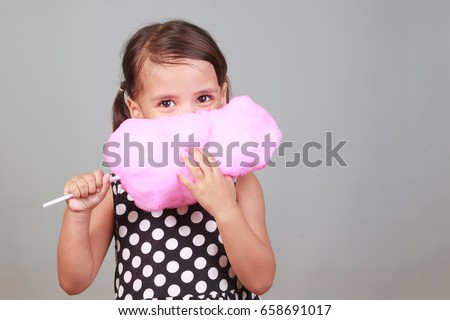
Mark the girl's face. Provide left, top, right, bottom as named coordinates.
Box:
left=127, top=58, right=228, bottom=119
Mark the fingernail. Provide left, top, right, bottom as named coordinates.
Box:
left=179, top=151, right=187, bottom=160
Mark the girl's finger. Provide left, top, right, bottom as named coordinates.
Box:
left=183, top=154, right=203, bottom=181
left=97, top=173, right=111, bottom=200
left=194, top=148, right=213, bottom=174
left=65, top=180, right=81, bottom=198
left=80, top=174, right=97, bottom=195
left=201, top=148, right=221, bottom=174
left=72, top=176, right=90, bottom=198
left=93, top=170, right=104, bottom=192
left=177, top=172, right=196, bottom=192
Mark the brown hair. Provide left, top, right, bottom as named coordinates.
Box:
left=112, top=20, right=231, bottom=131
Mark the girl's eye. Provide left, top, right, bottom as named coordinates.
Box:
left=197, top=95, right=211, bottom=103
left=159, top=100, right=175, bottom=108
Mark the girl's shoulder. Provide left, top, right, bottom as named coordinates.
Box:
left=236, top=172, right=263, bottom=194
left=235, top=172, right=265, bottom=217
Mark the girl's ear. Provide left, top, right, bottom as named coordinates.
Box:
left=127, top=96, right=143, bottom=118
left=220, top=82, right=228, bottom=105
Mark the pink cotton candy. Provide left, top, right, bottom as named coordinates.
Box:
left=104, top=96, right=282, bottom=212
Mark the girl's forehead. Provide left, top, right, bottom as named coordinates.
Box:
left=140, top=59, right=219, bottom=93
left=143, top=58, right=215, bottom=75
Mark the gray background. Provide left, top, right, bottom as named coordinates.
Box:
left=1, top=0, right=449, bottom=299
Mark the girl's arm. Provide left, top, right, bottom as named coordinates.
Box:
left=216, top=172, right=276, bottom=295
left=57, top=171, right=114, bottom=295
left=178, top=149, right=276, bottom=295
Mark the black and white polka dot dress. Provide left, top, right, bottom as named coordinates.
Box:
left=111, top=177, right=260, bottom=300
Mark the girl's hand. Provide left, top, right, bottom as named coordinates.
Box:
left=63, top=170, right=111, bottom=213
left=178, top=148, right=237, bottom=217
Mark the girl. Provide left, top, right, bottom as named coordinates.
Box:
left=57, top=20, right=276, bottom=300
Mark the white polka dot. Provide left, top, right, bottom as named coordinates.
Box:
left=207, top=244, right=218, bottom=256
left=141, top=242, right=151, bottom=254
left=218, top=234, right=223, bottom=244
left=118, top=226, right=128, bottom=238
left=177, top=205, right=188, bottom=215
left=178, top=225, right=191, bottom=237
left=139, top=220, right=150, bottom=232
left=154, top=274, right=166, bottom=287
left=167, top=284, right=181, bottom=297
left=237, top=279, right=243, bottom=289
left=181, top=270, right=194, bottom=283
left=208, top=267, right=218, bottom=280
left=133, top=279, right=142, bottom=291
left=117, top=184, right=124, bottom=194
left=219, top=255, right=228, bottom=267
left=153, top=251, right=165, bottom=263
left=127, top=193, right=134, bottom=201
left=112, top=185, right=117, bottom=195
left=118, top=263, right=123, bottom=275
left=132, top=256, right=141, bottom=268
left=142, top=265, right=153, bottom=277
left=124, top=294, right=132, bottom=300
left=191, top=211, right=203, bottom=223
left=194, top=257, right=207, bottom=270
left=122, top=248, right=130, bottom=260
left=179, top=247, right=193, bottom=260
left=152, top=228, right=164, bottom=240
left=166, top=261, right=179, bottom=273
left=219, top=279, right=228, bottom=291
left=129, top=233, right=139, bottom=245
left=143, top=288, right=154, bottom=299
left=205, top=220, right=217, bottom=232
left=193, top=234, right=205, bottom=246
left=118, top=285, right=124, bottom=297
left=228, top=267, right=236, bottom=278
left=195, top=281, right=207, bottom=293
left=165, top=238, right=178, bottom=250
left=164, top=215, right=177, bottom=228
left=128, top=211, right=138, bottom=223
left=151, top=210, right=163, bottom=218
left=123, top=271, right=132, bottom=283
left=116, top=204, right=126, bottom=215
left=115, top=278, right=120, bottom=289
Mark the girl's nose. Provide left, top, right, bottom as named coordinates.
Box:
left=185, top=103, right=199, bottom=113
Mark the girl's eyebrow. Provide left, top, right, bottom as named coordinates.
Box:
left=151, top=88, right=218, bottom=102
left=151, top=94, right=177, bottom=102
left=194, top=88, right=217, bottom=95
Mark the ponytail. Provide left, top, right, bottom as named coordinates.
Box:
left=112, top=81, right=130, bottom=131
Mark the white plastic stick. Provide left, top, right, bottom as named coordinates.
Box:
left=43, top=175, right=121, bottom=208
